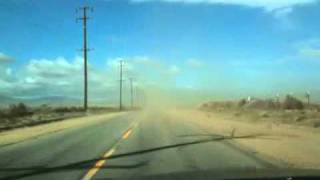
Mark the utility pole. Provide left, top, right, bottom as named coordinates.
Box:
left=76, top=6, right=93, bottom=111
left=129, top=78, right=134, bottom=109
left=306, top=91, right=310, bottom=105
left=119, top=60, right=124, bottom=111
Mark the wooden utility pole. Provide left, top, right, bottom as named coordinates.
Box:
left=129, top=78, right=134, bottom=109
left=76, top=6, right=93, bottom=111
left=306, top=91, right=310, bottom=105
left=119, top=60, right=124, bottom=111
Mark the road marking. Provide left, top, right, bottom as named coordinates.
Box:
left=103, top=148, right=115, bottom=158
left=122, top=129, right=132, bottom=140
left=81, top=122, right=138, bottom=180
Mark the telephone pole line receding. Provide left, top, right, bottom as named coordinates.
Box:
left=76, top=6, right=93, bottom=111
left=129, top=78, right=134, bottom=109
left=119, top=60, right=124, bottom=111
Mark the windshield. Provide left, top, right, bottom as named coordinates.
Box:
left=1, top=0, right=320, bottom=180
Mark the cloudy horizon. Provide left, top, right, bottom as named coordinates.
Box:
left=1, top=0, right=320, bottom=106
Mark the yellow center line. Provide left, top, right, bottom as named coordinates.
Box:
left=81, top=122, right=138, bottom=180
left=122, top=129, right=132, bottom=140
left=103, top=148, right=115, bottom=158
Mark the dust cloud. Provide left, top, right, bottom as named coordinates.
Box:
left=137, top=85, right=210, bottom=116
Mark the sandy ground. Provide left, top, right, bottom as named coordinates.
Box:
left=0, top=112, right=125, bottom=147
left=169, top=109, right=320, bottom=169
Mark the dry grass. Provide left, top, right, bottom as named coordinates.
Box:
left=0, top=104, right=119, bottom=131
left=199, top=97, right=320, bottom=128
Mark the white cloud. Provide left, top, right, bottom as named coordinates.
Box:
left=25, top=77, right=36, bottom=84
left=0, top=58, right=14, bottom=88
left=132, top=56, right=164, bottom=69
left=106, top=57, right=137, bottom=73
left=131, top=57, right=181, bottom=77
left=106, top=56, right=181, bottom=78
left=187, top=58, right=203, bottom=68
left=296, top=38, right=320, bottom=49
left=295, top=38, right=320, bottom=60
left=273, top=7, right=293, bottom=18
left=26, top=57, right=82, bottom=78
left=0, top=52, right=13, bottom=62
left=271, top=6, right=295, bottom=30
left=0, top=56, right=121, bottom=101
left=0, top=55, right=185, bottom=105
left=107, top=57, right=123, bottom=69
left=5, top=68, right=12, bottom=76
left=299, top=48, right=320, bottom=59
left=104, top=56, right=184, bottom=90
left=168, top=65, right=181, bottom=76
left=131, top=0, right=315, bottom=11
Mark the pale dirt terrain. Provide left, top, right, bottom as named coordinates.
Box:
left=168, top=109, right=320, bottom=169
left=0, top=112, right=125, bottom=146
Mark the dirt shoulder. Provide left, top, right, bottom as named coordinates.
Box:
left=0, top=112, right=126, bottom=147
left=169, top=109, right=320, bottom=169
left=0, top=106, right=120, bottom=131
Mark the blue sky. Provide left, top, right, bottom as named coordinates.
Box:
left=1, top=0, right=320, bottom=104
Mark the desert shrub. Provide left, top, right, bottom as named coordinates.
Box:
left=260, top=112, right=270, bottom=118
left=0, top=109, right=4, bottom=118
left=313, top=121, right=320, bottom=128
left=245, top=99, right=277, bottom=109
left=54, top=107, right=70, bottom=113
left=294, top=116, right=305, bottom=122
left=8, top=103, right=32, bottom=117
left=205, top=101, right=237, bottom=110
left=238, top=99, right=247, bottom=107
left=282, top=95, right=304, bottom=110
left=35, top=104, right=52, bottom=114
left=54, top=107, right=84, bottom=113
left=200, top=103, right=209, bottom=109
left=70, top=107, right=84, bottom=112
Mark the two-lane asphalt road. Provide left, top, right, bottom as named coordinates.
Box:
left=0, top=111, right=278, bottom=180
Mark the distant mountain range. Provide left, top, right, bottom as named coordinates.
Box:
left=0, top=95, right=16, bottom=105
left=0, top=95, right=123, bottom=108
left=0, top=95, right=83, bottom=107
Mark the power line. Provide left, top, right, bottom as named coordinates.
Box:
left=76, top=6, right=93, bottom=111
left=119, top=60, right=124, bottom=111
left=129, top=77, right=134, bottom=109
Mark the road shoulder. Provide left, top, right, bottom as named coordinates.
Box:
left=168, top=109, right=320, bottom=169
left=0, top=112, right=126, bottom=147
